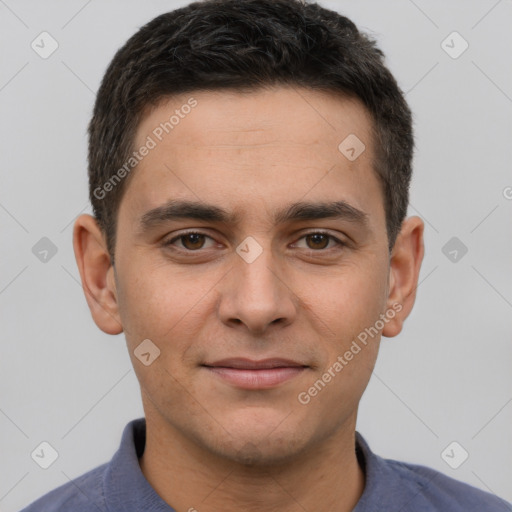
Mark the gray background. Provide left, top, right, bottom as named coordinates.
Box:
left=1, top=0, right=511, bottom=510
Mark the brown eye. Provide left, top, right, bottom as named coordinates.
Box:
left=292, top=232, right=345, bottom=252
left=305, top=233, right=330, bottom=250
left=164, top=231, right=216, bottom=251
left=180, top=233, right=206, bottom=250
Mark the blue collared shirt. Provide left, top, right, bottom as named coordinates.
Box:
left=20, top=417, right=511, bottom=511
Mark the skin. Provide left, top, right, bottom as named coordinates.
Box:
left=73, top=86, right=424, bottom=512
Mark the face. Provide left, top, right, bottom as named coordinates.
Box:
left=76, top=86, right=423, bottom=465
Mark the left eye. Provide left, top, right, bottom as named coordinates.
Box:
left=164, top=231, right=343, bottom=252
left=292, top=232, right=344, bottom=251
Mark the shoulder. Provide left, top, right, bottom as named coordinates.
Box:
left=19, top=462, right=108, bottom=512
left=386, top=457, right=511, bottom=511
left=355, top=432, right=511, bottom=511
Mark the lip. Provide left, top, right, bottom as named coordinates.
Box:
left=202, top=358, right=308, bottom=389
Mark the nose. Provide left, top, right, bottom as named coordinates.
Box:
left=217, top=242, right=297, bottom=335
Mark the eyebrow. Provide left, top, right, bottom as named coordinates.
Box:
left=137, top=199, right=369, bottom=233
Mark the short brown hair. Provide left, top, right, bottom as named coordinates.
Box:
left=88, top=0, right=414, bottom=263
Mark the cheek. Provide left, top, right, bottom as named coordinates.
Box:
left=298, top=259, right=388, bottom=341
left=297, top=268, right=385, bottom=413
left=115, top=266, right=208, bottom=402
left=115, top=259, right=222, bottom=354
left=296, top=258, right=387, bottom=396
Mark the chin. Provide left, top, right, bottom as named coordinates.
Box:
left=217, top=438, right=307, bottom=467
left=207, top=418, right=312, bottom=468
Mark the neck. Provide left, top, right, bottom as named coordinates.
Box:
left=139, top=414, right=365, bottom=512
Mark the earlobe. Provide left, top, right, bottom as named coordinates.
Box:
left=72, top=214, right=123, bottom=335
left=382, top=216, right=425, bottom=338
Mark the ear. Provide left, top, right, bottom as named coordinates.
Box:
left=72, top=214, right=123, bottom=335
left=382, top=216, right=424, bottom=338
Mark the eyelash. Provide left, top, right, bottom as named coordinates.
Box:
left=162, top=230, right=346, bottom=253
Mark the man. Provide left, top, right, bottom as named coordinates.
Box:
left=21, top=0, right=511, bottom=510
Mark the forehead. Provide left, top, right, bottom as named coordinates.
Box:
left=136, top=86, right=373, bottom=155
left=121, top=86, right=384, bottom=230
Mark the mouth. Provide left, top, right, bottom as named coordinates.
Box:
left=202, top=358, right=309, bottom=389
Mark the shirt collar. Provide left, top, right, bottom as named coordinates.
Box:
left=102, top=417, right=418, bottom=511
left=353, top=431, right=430, bottom=511
left=103, top=417, right=175, bottom=511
